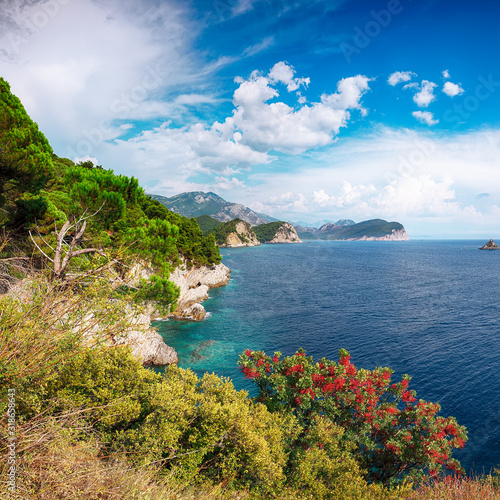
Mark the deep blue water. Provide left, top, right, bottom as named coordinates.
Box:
left=156, top=240, right=500, bottom=474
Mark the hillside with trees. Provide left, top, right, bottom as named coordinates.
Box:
left=0, top=77, right=220, bottom=307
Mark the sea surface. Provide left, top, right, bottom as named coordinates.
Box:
left=155, top=240, right=500, bottom=474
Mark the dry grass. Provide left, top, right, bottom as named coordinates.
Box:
left=0, top=407, right=259, bottom=500
left=408, top=475, right=500, bottom=500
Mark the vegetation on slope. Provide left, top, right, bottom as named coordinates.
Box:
left=2, top=276, right=498, bottom=499
left=321, top=219, right=405, bottom=240
left=210, top=218, right=255, bottom=245
left=253, top=221, right=287, bottom=243
left=196, top=214, right=223, bottom=236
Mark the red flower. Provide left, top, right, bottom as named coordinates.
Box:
left=241, top=367, right=260, bottom=379
left=245, top=349, right=252, bottom=357
left=311, top=373, right=325, bottom=384
left=334, top=377, right=345, bottom=391
left=402, top=391, right=416, bottom=402
left=444, top=424, right=458, bottom=436
left=345, top=364, right=356, bottom=376
left=272, top=355, right=279, bottom=363
left=286, top=364, right=304, bottom=375
left=322, top=383, right=336, bottom=393
left=339, top=355, right=351, bottom=366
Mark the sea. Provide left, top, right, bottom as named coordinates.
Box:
left=155, top=240, right=500, bottom=475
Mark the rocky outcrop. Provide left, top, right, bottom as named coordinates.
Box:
left=346, top=228, right=409, bottom=241
left=220, top=221, right=260, bottom=247
left=268, top=222, right=302, bottom=243
left=111, top=305, right=178, bottom=366
left=294, top=219, right=409, bottom=241
left=168, top=262, right=231, bottom=320
left=6, top=278, right=178, bottom=367
left=479, top=239, right=500, bottom=250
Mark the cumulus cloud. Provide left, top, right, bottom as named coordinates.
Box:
left=313, top=182, right=376, bottom=208
left=229, top=63, right=371, bottom=154
left=269, top=192, right=308, bottom=212
left=268, top=61, right=310, bottom=91
left=387, top=71, right=417, bottom=86
left=442, top=69, right=451, bottom=79
left=443, top=81, right=464, bottom=97
left=311, top=175, right=472, bottom=219
left=412, top=80, right=437, bottom=107
left=412, top=111, right=439, bottom=126
left=212, top=176, right=246, bottom=190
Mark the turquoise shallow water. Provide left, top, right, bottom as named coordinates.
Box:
left=155, top=240, right=500, bottom=474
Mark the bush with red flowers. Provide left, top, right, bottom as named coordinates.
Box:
left=238, top=347, right=467, bottom=486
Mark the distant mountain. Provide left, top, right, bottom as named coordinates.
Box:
left=295, top=219, right=409, bottom=241
left=149, top=192, right=274, bottom=226
left=293, top=219, right=355, bottom=228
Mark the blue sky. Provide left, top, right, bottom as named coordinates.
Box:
left=1, top=0, right=500, bottom=237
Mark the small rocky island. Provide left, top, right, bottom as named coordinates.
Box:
left=479, top=239, right=500, bottom=250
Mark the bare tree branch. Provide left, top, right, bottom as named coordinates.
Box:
left=29, top=230, right=54, bottom=263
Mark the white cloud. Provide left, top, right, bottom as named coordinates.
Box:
left=368, top=175, right=462, bottom=216
left=388, top=71, right=417, bottom=86
left=212, top=176, right=246, bottom=190
left=443, top=81, right=464, bottom=97
left=268, top=61, right=310, bottom=91
left=412, top=80, right=437, bottom=107
left=229, top=64, right=371, bottom=154
left=412, top=111, right=439, bottom=126
left=0, top=0, right=224, bottom=157
left=442, top=69, right=451, bottom=79
left=269, top=192, right=308, bottom=212
left=236, top=127, right=500, bottom=236
left=313, top=182, right=376, bottom=208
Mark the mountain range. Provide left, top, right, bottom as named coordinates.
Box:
left=149, top=192, right=277, bottom=226
left=150, top=191, right=409, bottom=241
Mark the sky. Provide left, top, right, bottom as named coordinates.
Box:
left=1, top=0, right=500, bottom=238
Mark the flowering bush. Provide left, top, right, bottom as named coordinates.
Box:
left=238, top=348, right=467, bottom=486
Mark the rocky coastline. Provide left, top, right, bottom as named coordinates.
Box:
left=124, top=261, right=231, bottom=365
left=346, top=228, right=409, bottom=241
left=267, top=222, right=302, bottom=243
left=168, top=262, right=231, bottom=320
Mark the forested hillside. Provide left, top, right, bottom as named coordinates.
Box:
left=0, top=77, right=220, bottom=307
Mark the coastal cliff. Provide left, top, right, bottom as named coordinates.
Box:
left=169, top=262, right=231, bottom=320
left=269, top=222, right=302, bottom=243
left=213, top=219, right=260, bottom=247
left=346, top=228, right=409, bottom=241
left=125, top=260, right=231, bottom=361
left=295, top=219, right=409, bottom=241
left=254, top=221, right=302, bottom=243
